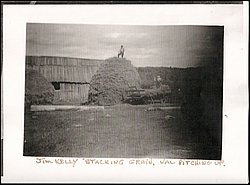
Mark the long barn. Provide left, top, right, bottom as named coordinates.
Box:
left=26, top=56, right=103, bottom=104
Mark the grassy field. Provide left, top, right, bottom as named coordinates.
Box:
left=24, top=104, right=221, bottom=159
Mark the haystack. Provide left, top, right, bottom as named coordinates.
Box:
left=88, top=57, right=141, bottom=105
left=25, top=69, right=55, bottom=110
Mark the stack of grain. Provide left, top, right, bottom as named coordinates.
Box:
left=25, top=69, right=55, bottom=110
left=88, top=57, right=141, bottom=105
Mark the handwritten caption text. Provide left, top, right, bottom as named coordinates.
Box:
left=35, top=158, right=225, bottom=167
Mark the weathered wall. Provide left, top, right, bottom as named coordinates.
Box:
left=53, top=83, right=90, bottom=104
left=26, top=56, right=103, bottom=104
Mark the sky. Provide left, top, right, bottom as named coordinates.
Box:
left=26, top=23, right=223, bottom=67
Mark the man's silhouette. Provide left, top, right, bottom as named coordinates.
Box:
left=118, top=45, right=125, bottom=58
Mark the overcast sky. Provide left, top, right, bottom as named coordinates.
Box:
left=26, top=23, right=223, bottom=67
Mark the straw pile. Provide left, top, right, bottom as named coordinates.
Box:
left=88, top=57, right=141, bottom=105
left=25, top=69, right=55, bottom=110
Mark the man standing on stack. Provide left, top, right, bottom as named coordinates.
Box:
left=118, top=45, right=125, bottom=58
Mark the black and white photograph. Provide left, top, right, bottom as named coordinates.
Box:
left=24, top=23, right=223, bottom=160
left=2, top=2, right=248, bottom=183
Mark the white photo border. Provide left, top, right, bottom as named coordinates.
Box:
left=2, top=3, right=249, bottom=183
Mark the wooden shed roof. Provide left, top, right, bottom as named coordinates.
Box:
left=26, top=56, right=103, bottom=83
